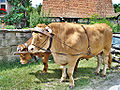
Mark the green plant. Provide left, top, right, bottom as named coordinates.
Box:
left=30, top=9, right=52, bottom=28
left=2, top=13, right=24, bottom=25
left=113, top=24, right=120, bottom=32
left=30, top=9, right=40, bottom=28
left=89, top=14, right=120, bottom=32
left=0, top=57, right=118, bottom=90
left=90, top=14, right=113, bottom=28
left=113, top=3, right=120, bottom=13
left=36, top=3, right=42, bottom=15
left=5, top=25, right=15, bottom=29
left=1, top=0, right=32, bottom=28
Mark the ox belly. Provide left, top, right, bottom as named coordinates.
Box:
left=52, top=54, right=70, bottom=65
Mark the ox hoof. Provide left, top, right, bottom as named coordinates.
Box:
left=60, top=76, right=67, bottom=82
left=35, top=60, right=39, bottom=63
left=69, top=84, right=75, bottom=88
left=60, top=78, right=66, bottom=82
left=41, top=71, right=47, bottom=74
left=94, top=72, right=99, bottom=76
left=74, top=68, right=78, bottom=72
left=100, top=74, right=106, bottom=77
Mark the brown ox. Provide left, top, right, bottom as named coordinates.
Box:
left=28, top=22, right=113, bottom=88
left=17, top=24, right=51, bottom=74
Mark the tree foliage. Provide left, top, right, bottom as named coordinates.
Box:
left=36, top=3, right=42, bottom=15
left=113, top=3, right=120, bottom=13
left=30, top=9, right=52, bottom=28
left=1, top=0, right=32, bottom=28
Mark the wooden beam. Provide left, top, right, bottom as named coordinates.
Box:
left=111, top=48, right=120, bottom=54
left=0, top=29, right=32, bottom=33
left=14, top=51, right=45, bottom=55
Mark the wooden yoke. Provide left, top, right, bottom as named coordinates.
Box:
left=29, top=28, right=52, bottom=37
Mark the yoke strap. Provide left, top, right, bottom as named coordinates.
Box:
left=47, top=34, right=54, bottom=51
left=81, top=25, right=94, bottom=56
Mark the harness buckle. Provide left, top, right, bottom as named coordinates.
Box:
left=88, top=47, right=95, bottom=56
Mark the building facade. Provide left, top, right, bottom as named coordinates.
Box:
left=0, top=0, right=12, bottom=17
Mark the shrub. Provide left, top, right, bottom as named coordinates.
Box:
left=5, top=25, right=15, bottom=29
left=30, top=9, right=52, bottom=28
left=112, top=24, right=120, bottom=32
left=89, top=14, right=120, bottom=32
left=1, top=13, right=24, bottom=25
left=89, top=14, right=114, bottom=28
left=1, top=0, right=31, bottom=28
left=30, top=9, right=40, bottom=28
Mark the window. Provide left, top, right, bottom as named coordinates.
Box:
left=0, top=0, right=5, bottom=3
left=1, top=4, right=6, bottom=9
left=0, top=0, right=7, bottom=15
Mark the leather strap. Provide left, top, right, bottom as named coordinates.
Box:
left=81, top=25, right=94, bottom=56
left=47, top=34, right=54, bottom=51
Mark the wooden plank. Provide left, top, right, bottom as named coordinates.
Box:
left=113, top=34, right=120, bottom=38
left=111, top=48, right=120, bottom=54
left=113, top=32, right=120, bottom=34
left=112, top=58, right=120, bottom=63
left=112, top=45, right=120, bottom=50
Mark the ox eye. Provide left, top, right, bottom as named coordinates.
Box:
left=39, top=35, right=43, bottom=37
left=46, top=29, right=49, bottom=32
left=17, top=47, right=20, bottom=52
left=17, top=49, right=21, bottom=52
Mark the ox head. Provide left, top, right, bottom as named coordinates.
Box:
left=17, top=24, right=49, bottom=64
left=17, top=44, right=32, bottom=64
left=28, top=24, right=52, bottom=53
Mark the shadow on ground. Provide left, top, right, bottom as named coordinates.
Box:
left=29, top=67, right=96, bottom=85
left=0, top=58, right=54, bottom=71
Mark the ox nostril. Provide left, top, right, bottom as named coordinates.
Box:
left=28, top=45, right=35, bottom=51
left=31, top=48, right=34, bottom=50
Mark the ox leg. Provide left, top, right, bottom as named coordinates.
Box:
left=95, top=54, right=102, bottom=75
left=74, top=58, right=80, bottom=71
left=60, top=66, right=67, bottom=82
left=67, top=61, right=77, bottom=88
left=42, top=52, right=50, bottom=74
left=101, top=55, right=108, bottom=77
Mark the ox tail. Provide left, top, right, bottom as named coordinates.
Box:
left=108, top=52, right=112, bottom=69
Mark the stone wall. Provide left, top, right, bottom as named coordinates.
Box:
left=0, top=32, right=31, bottom=61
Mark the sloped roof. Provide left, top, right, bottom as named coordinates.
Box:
left=42, top=0, right=116, bottom=18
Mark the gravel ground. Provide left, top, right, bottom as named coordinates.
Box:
left=83, top=63, right=120, bottom=90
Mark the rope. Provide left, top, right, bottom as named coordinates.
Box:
left=30, top=25, right=95, bottom=56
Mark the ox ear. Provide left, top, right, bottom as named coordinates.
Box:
left=45, top=26, right=52, bottom=33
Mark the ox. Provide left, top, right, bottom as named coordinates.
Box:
left=17, top=24, right=51, bottom=74
left=28, top=22, right=113, bottom=88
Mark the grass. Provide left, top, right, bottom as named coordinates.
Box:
left=0, top=57, right=119, bottom=90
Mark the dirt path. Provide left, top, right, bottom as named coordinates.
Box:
left=83, top=64, right=120, bottom=90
